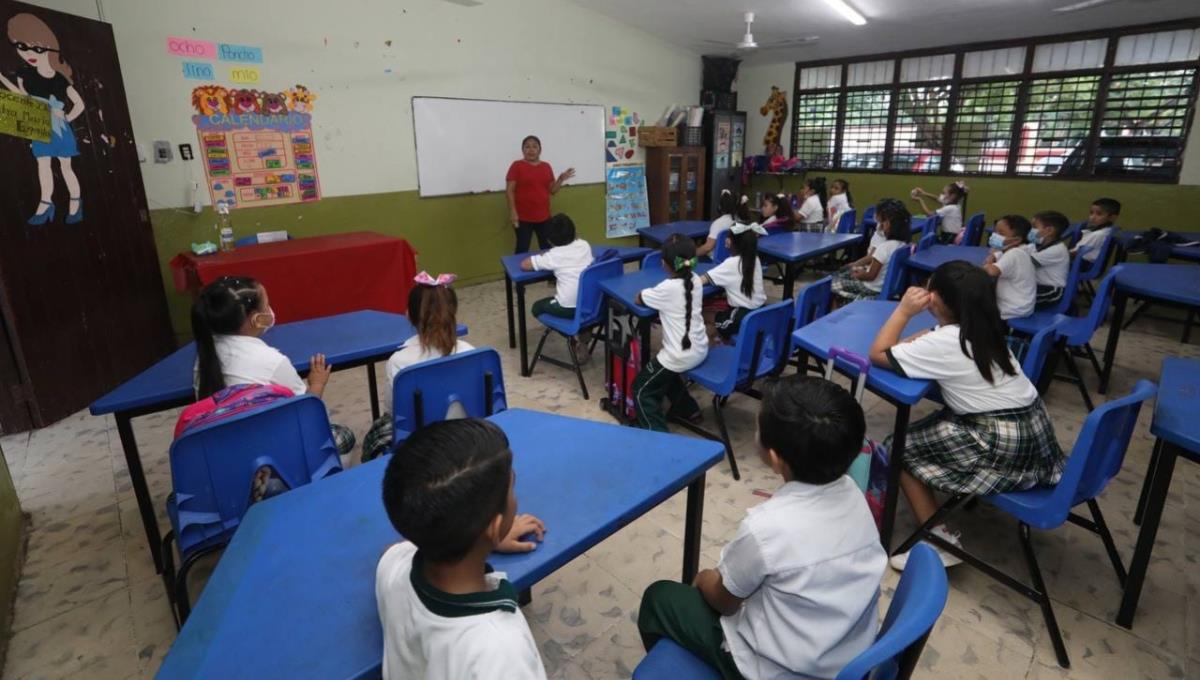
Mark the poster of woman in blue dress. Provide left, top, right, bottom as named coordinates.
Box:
left=0, top=13, right=84, bottom=224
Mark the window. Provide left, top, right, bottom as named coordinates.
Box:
left=789, top=21, right=1200, bottom=181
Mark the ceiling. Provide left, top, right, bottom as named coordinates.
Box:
left=566, top=0, right=1199, bottom=64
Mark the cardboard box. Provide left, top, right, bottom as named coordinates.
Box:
left=639, top=126, right=678, bottom=147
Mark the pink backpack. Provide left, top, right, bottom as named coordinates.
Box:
left=174, top=383, right=296, bottom=439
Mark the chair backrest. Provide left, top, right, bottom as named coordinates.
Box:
left=836, top=208, right=858, bottom=234
left=168, top=395, right=342, bottom=547
left=1070, top=265, right=1122, bottom=344
left=861, top=205, right=876, bottom=229
left=721, top=301, right=794, bottom=393
left=1078, top=231, right=1115, bottom=281
left=794, top=276, right=833, bottom=329
left=916, top=231, right=936, bottom=252
left=834, top=543, right=949, bottom=680
left=959, top=212, right=984, bottom=247
left=641, top=250, right=662, bottom=270
left=1040, top=380, right=1157, bottom=526
left=574, top=258, right=624, bottom=328
left=712, top=228, right=732, bottom=264
left=1043, top=244, right=1090, bottom=316
left=391, top=348, right=508, bottom=443
left=877, top=245, right=912, bottom=301
left=1065, top=221, right=1085, bottom=248
left=916, top=214, right=941, bottom=239
left=1021, top=316, right=1068, bottom=388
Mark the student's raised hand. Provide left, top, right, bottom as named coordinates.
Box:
left=496, top=514, right=546, bottom=553
left=307, top=353, right=332, bottom=392
left=898, top=287, right=931, bottom=317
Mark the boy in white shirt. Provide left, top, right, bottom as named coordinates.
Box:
left=1026, top=211, right=1071, bottom=309
left=1073, top=197, right=1119, bottom=263
left=522, top=213, right=593, bottom=319
left=638, top=375, right=887, bottom=679
left=377, top=419, right=548, bottom=680
left=984, top=215, right=1036, bottom=320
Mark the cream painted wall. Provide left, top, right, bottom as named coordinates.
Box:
left=30, top=0, right=700, bottom=207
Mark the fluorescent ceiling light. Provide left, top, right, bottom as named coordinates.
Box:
left=1053, top=0, right=1110, bottom=11
left=822, top=0, right=867, bottom=26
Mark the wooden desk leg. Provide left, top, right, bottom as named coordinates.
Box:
left=1117, top=439, right=1178, bottom=628
left=367, top=363, right=380, bottom=421
left=682, top=474, right=706, bottom=584
left=505, top=275, right=516, bottom=349
left=1100, top=291, right=1128, bottom=395
left=517, top=282, right=530, bottom=377
left=116, top=412, right=164, bottom=574
left=881, top=404, right=911, bottom=553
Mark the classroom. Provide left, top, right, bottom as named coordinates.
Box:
left=0, top=0, right=1199, bottom=677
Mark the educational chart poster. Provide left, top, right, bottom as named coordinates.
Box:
left=606, top=106, right=641, bottom=163
left=189, top=84, right=320, bottom=209
left=606, top=163, right=649, bottom=238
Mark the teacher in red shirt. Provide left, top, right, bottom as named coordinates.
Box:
left=506, top=135, right=575, bottom=254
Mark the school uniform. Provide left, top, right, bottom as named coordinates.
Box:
left=376, top=542, right=547, bottom=680
left=1076, top=226, right=1113, bottom=262
left=993, top=247, right=1037, bottom=320
left=935, top=203, right=963, bottom=239
left=638, top=476, right=887, bottom=680
left=832, top=238, right=906, bottom=302
left=1024, top=241, right=1070, bottom=308
left=796, top=195, right=825, bottom=232
left=886, top=325, right=1065, bottom=495
left=708, top=214, right=736, bottom=245
left=706, top=255, right=766, bottom=340
left=633, top=275, right=708, bottom=432
left=760, top=216, right=792, bottom=234
left=826, top=193, right=851, bottom=232
left=529, top=239, right=594, bottom=320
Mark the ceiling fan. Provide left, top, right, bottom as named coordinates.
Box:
left=702, top=12, right=820, bottom=53
left=1053, top=0, right=1161, bottom=12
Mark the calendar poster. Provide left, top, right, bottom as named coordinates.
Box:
left=606, top=163, right=649, bottom=238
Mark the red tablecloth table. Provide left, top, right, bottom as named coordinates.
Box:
left=170, top=231, right=417, bottom=323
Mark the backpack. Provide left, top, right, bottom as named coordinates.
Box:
left=174, top=383, right=296, bottom=439
left=605, top=315, right=642, bottom=422
left=823, top=348, right=887, bottom=532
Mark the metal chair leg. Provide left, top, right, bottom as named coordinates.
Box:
left=1086, top=499, right=1127, bottom=587
left=1083, top=343, right=1103, bottom=381
left=528, top=328, right=552, bottom=375
left=711, top=394, right=740, bottom=480
left=565, top=335, right=589, bottom=400
left=1134, top=439, right=1163, bottom=526
left=893, top=494, right=970, bottom=557
left=1063, top=349, right=1095, bottom=411
left=1020, top=523, right=1070, bottom=668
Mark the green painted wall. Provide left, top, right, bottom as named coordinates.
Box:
left=0, top=450, right=23, bottom=646
left=151, top=185, right=635, bottom=343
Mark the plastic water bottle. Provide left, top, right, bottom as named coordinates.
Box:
left=216, top=201, right=235, bottom=252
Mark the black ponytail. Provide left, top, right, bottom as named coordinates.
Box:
left=763, top=193, right=795, bottom=229
left=807, top=177, right=828, bottom=214
left=730, top=230, right=759, bottom=298
left=928, top=262, right=1016, bottom=384
left=718, top=190, right=737, bottom=218
left=661, top=234, right=697, bottom=351
left=192, top=276, right=263, bottom=398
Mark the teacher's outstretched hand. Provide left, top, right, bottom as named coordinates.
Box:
left=506, top=135, right=573, bottom=254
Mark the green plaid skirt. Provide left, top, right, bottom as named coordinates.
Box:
left=901, top=399, right=1065, bottom=496
left=831, top=269, right=880, bottom=301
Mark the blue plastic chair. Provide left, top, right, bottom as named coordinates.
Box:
left=634, top=544, right=948, bottom=680
left=916, top=231, right=936, bottom=252
left=861, top=205, right=876, bottom=232
left=913, top=214, right=941, bottom=240
left=681, top=301, right=794, bottom=479
left=877, top=245, right=913, bottom=301
left=961, top=212, right=985, bottom=246
left=1064, top=221, right=1085, bottom=248
left=1077, top=231, right=1115, bottom=297
left=896, top=379, right=1156, bottom=668
left=1020, top=316, right=1069, bottom=392
left=711, top=228, right=732, bottom=264
left=529, top=258, right=622, bottom=398
left=640, top=250, right=662, bottom=270
left=162, top=394, right=343, bottom=623
left=791, top=277, right=833, bottom=372
left=835, top=208, right=859, bottom=234
left=392, top=347, right=508, bottom=444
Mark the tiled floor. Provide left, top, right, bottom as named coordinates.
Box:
left=2, top=272, right=1199, bottom=679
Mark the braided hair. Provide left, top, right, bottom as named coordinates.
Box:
left=661, top=234, right=697, bottom=351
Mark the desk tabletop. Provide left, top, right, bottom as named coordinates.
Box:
left=757, top=232, right=863, bottom=263
left=791, top=300, right=936, bottom=404
left=636, top=221, right=712, bottom=245
left=599, top=263, right=717, bottom=318
left=1152, top=357, right=1200, bottom=454
left=158, top=408, right=724, bottom=680
left=500, top=245, right=650, bottom=284
left=1114, top=263, right=1200, bottom=307
left=908, top=245, right=991, bottom=272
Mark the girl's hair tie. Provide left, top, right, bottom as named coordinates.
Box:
left=731, top=221, right=768, bottom=236
left=739, top=194, right=749, bottom=205
left=673, top=256, right=698, bottom=270
left=414, top=271, right=457, bottom=287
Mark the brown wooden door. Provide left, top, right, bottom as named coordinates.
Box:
left=0, top=3, right=173, bottom=430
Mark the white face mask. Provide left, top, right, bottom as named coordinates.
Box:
left=938, top=193, right=952, bottom=205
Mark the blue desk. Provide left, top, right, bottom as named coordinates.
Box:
left=89, top=310, right=466, bottom=575
left=501, top=245, right=649, bottom=378
left=907, top=245, right=991, bottom=274
left=791, top=300, right=937, bottom=549
left=757, top=232, right=864, bottom=299
left=157, top=408, right=724, bottom=679
left=636, top=220, right=712, bottom=248
left=1099, top=264, right=1200, bottom=394
left=1118, top=357, right=1199, bottom=628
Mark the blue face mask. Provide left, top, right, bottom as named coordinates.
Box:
left=1030, top=230, right=1043, bottom=245
left=988, top=233, right=1007, bottom=250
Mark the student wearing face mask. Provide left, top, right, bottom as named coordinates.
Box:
left=911, top=181, right=968, bottom=244
left=191, top=276, right=356, bottom=455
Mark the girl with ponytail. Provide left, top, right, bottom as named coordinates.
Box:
left=760, top=193, right=796, bottom=233
left=362, top=273, right=475, bottom=461
left=702, top=222, right=767, bottom=341
left=698, top=190, right=753, bottom=257
left=632, top=234, right=709, bottom=432
left=796, top=177, right=828, bottom=232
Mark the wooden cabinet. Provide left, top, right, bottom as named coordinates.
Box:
left=645, top=147, right=706, bottom=224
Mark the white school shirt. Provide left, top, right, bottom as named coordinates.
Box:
left=718, top=477, right=886, bottom=680
left=864, top=239, right=906, bottom=293
left=867, top=230, right=887, bottom=253
left=196, top=334, right=306, bottom=395
left=707, top=255, right=766, bottom=310
left=826, top=193, right=850, bottom=232
left=936, top=203, right=963, bottom=234
left=385, top=336, right=476, bottom=411
left=887, top=324, right=1038, bottom=414
left=993, top=247, right=1037, bottom=319
left=797, top=194, right=824, bottom=227
left=640, top=275, right=708, bottom=372
left=1024, top=241, right=1070, bottom=289
left=530, top=239, right=593, bottom=308
left=1076, top=226, right=1112, bottom=262
left=708, top=214, right=736, bottom=242
left=376, top=542, right=547, bottom=680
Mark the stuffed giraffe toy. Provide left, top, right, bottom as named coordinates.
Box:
left=760, top=86, right=788, bottom=152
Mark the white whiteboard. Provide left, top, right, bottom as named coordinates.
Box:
left=412, top=97, right=606, bottom=198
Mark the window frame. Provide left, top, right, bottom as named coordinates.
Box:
left=789, top=19, right=1200, bottom=183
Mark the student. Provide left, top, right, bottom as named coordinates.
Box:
left=698, top=190, right=752, bottom=258
left=633, top=234, right=708, bottom=432
left=1026, top=211, right=1071, bottom=309
left=759, top=193, right=796, bottom=233
left=983, top=215, right=1036, bottom=320
left=191, top=276, right=355, bottom=455
left=796, top=177, right=827, bottom=232
left=377, top=419, right=548, bottom=680
left=826, top=178, right=853, bottom=232
left=361, top=274, right=475, bottom=462
left=1074, top=197, right=1120, bottom=262
left=701, top=222, right=768, bottom=341
left=831, top=198, right=912, bottom=303
left=638, top=375, right=887, bottom=679
left=911, top=181, right=967, bottom=243
left=522, top=214, right=594, bottom=353
left=869, top=263, right=1065, bottom=569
